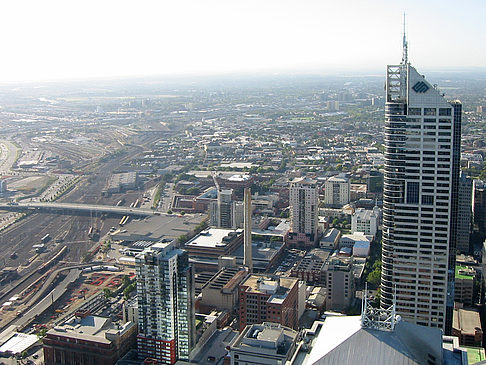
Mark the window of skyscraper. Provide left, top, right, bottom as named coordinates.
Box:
left=406, top=182, right=419, bottom=204
left=408, top=107, right=421, bottom=115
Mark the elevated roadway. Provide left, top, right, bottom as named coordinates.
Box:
left=0, top=202, right=158, bottom=217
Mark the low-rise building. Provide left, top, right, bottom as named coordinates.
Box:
left=319, top=228, right=341, bottom=249
left=43, top=316, right=136, bottom=365
left=453, top=308, right=483, bottom=347
left=229, top=323, right=298, bottom=365
left=455, top=265, right=475, bottom=306
left=353, top=241, right=370, bottom=258
left=200, top=267, right=248, bottom=312
left=351, top=206, right=380, bottom=238
left=340, top=232, right=372, bottom=249
left=103, top=172, right=138, bottom=195
left=290, top=249, right=330, bottom=283
left=185, top=228, right=243, bottom=260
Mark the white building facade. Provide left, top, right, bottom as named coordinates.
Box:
left=381, top=41, right=461, bottom=334
left=287, top=178, right=318, bottom=246
left=324, top=175, right=350, bottom=207
left=351, top=206, right=381, bottom=238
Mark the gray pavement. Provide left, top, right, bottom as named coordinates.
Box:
left=12, top=268, right=80, bottom=330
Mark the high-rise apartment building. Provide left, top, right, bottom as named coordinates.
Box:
left=210, top=189, right=244, bottom=229
left=136, top=242, right=195, bottom=364
left=381, top=33, right=461, bottom=334
left=324, top=175, right=350, bottom=207
left=286, top=177, right=318, bottom=247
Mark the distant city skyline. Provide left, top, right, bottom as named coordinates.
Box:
left=0, top=0, right=485, bottom=82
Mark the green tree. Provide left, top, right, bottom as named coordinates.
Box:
left=123, top=283, right=136, bottom=299
left=103, top=288, right=113, bottom=298
left=177, top=234, right=189, bottom=245
left=366, top=260, right=382, bottom=287
left=37, top=328, right=47, bottom=339
left=122, top=275, right=131, bottom=288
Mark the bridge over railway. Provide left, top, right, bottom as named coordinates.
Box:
left=0, top=202, right=158, bottom=217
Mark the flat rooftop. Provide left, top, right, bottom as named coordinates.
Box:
left=227, top=174, right=252, bottom=182
left=354, top=208, right=378, bottom=220
left=0, top=333, right=38, bottom=355
left=47, top=315, right=134, bottom=344
left=241, top=275, right=298, bottom=301
left=455, top=266, right=475, bottom=280
left=232, top=322, right=297, bottom=358
left=112, top=213, right=205, bottom=242
left=233, top=241, right=283, bottom=263
left=294, top=249, right=330, bottom=272
left=204, top=267, right=248, bottom=292
left=453, top=308, right=482, bottom=335
left=186, top=228, right=242, bottom=249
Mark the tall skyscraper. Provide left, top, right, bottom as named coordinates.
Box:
left=473, top=179, right=486, bottom=239
left=286, top=177, right=318, bottom=247
left=381, top=28, right=461, bottom=333
left=136, top=242, right=195, bottom=364
left=457, top=172, right=472, bottom=253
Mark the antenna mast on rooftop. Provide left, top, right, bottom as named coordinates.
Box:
left=361, top=283, right=397, bottom=331
left=402, top=12, right=408, bottom=65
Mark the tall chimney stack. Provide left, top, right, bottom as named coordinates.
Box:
left=244, top=187, right=252, bottom=272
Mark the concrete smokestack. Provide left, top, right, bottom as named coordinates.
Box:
left=244, top=187, right=252, bottom=272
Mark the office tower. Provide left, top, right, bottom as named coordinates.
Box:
left=136, top=242, right=195, bottom=364
left=243, top=187, right=253, bottom=272
left=381, top=29, right=461, bottom=333
left=457, top=172, right=472, bottom=253
left=286, top=177, right=319, bottom=247
left=473, top=180, right=486, bottom=239
left=324, top=174, right=350, bottom=207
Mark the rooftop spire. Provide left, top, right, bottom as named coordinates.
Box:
left=402, top=13, right=408, bottom=65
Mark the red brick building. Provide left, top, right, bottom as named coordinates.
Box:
left=43, top=316, right=136, bottom=365
left=238, top=275, right=300, bottom=331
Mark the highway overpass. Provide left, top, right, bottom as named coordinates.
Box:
left=0, top=202, right=158, bottom=217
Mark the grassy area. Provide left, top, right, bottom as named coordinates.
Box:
left=152, top=182, right=165, bottom=209
left=16, top=175, right=58, bottom=201
left=455, top=265, right=474, bottom=280
left=466, top=347, right=486, bottom=364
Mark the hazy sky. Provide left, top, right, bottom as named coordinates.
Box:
left=0, top=0, right=484, bottom=82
